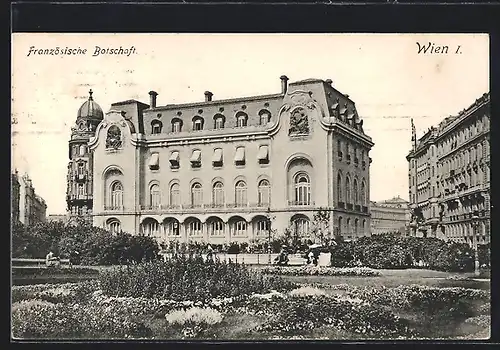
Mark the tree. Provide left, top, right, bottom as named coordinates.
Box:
left=311, top=208, right=332, bottom=245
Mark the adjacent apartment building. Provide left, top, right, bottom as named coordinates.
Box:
left=83, top=76, right=374, bottom=244
left=11, top=170, right=47, bottom=226
left=370, top=196, right=410, bottom=235
left=406, top=93, right=490, bottom=245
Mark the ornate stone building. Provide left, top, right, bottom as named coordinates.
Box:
left=11, top=170, right=47, bottom=226
left=370, top=196, right=410, bottom=235
left=407, top=93, right=490, bottom=245
left=66, top=90, right=104, bottom=223
left=89, top=76, right=374, bottom=244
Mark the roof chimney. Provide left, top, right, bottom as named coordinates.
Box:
left=280, top=75, right=289, bottom=94
left=325, top=79, right=333, bottom=86
left=148, top=91, right=158, bottom=108
left=204, top=91, right=213, bottom=102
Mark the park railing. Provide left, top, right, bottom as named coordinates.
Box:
left=161, top=253, right=307, bottom=266
left=12, top=258, right=71, bottom=268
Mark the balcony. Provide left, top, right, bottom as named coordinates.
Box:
left=338, top=202, right=345, bottom=209
left=362, top=206, right=368, bottom=213
left=104, top=206, right=124, bottom=211
left=354, top=157, right=359, bottom=166
left=288, top=200, right=315, bottom=207
left=226, top=203, right=249, bottom=208
left=338, top=151, right=343, bottom=161
left=354, top=204, right=361, bottom=212
left=140, top=205, right=162, bottom=211
left=346, top=155, right=351, bottom=164
left=346, top=203, right=353, bottom=210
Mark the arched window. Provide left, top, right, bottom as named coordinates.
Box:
left=171, top=118, right=183, bottom=133
left=256, top=219, right=269, bottom=236
left=259, top=110, right=271, bottom=125
left=209, top=218, right=224, bottom=236
left=294, top=173, right=311, bottom=205
left=164, top=218, right=180, bottom=236
left=191, top=183, right=203, bottom=207
left=361, top=181, right=367, bottom=206
left=77, top=162, right=85, bottom=175
left=338, top=217, right=343, bottom=235
left=170, top=183, right=180, bottom=207
left=362, top=219, right=367, bottom=235
left=345, top=176, right=351, bottom=204
left=477, top=143, right=483, bottom=159
left=236, top=112, right=248, bottom=127
left=337, top=173, right=343, bottom=203
left=78, top=183, right=85, bottom=196
left=192, top=116, right=204, bottom=131
left=212, top=182, right=224, bottom=207
left=293, top=217, right=310, bottom=237
left=235, top=181, right=247, bottom=207
left=353, top=179, right=359, bottom=204
left=214, top=114, right=225, bottom=129
left=110, top=181, right=123, bottom=209
left=79, top=145, right=86, bottom=156
left=354, top=218, right=359, bottom=236
left=142, top=219, right=160, bottom=237
left=107, top=219, right=121, bottom=235
left=346, top=218, right=351, bottom=237
left=151, top=120, right=163, bottom=134
left=258, top=179, right=271, bottom=206
left=150, top=184, right=161, bottom=207
left=187, top=218, right=202, bottom=236
left=233, top=220, right=247, bottom=236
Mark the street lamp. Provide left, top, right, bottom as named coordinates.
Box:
left=471, top=211, right=480, bottom=276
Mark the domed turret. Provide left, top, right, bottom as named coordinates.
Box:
left=77, top=89, right=104, bottom=120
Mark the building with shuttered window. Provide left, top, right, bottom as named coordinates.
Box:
left=407, top=92, right=490, bottom=244
left=88, top=76, right=374, bottom=244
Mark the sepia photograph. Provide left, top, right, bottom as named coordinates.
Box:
left=11, top=33, right=490, bottom=340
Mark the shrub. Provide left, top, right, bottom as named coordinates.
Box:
left=98, top=255, right=296, bottom=301
left=329, top=234, right=476, bottom=272
left=11, top=281, right=100, bottom=304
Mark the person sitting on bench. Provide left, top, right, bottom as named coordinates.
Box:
left=274, top=246, right=289, bottom=265
left=46, top=251, right=60, bottom=268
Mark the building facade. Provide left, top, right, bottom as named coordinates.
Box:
left=89, top=76, right=374, bottom=244
left=66, top=90, right=104, bottom=223
left=11, top=170, right=47, bottom=226
left=370, top=196, right=410, bottom=235
left=407, top=93, right=490, bottom=245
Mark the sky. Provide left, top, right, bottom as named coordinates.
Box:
left=11, top=33, right=489, bottom=215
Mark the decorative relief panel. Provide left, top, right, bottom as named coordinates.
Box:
left=106, top=124, right=123, bottom=149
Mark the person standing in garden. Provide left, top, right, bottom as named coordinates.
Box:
left=206, top=244, right=214, bottom=262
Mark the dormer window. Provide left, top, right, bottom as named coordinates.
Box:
left=171, top=118, right=183, bottom=133
left=259, top=109, right=271, bottom=125
left=236, top=112, right=248, bottom=128
left=151, top=120, right=163, bottom=134
left=214, top=114, right=225, bottom=130
left=193, top=116, right=204, bottom=131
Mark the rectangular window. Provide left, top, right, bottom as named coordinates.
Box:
left=190, top=150, right=202, bottom=168
left=212, top=148, right=223, bottom=167
left=169, top=151, right=180, bottom=169
left=257, top=145, right=269, bottom=164
left=234, top=147, right=245, bottom=166
left=149, top=153, right=160, bottom=170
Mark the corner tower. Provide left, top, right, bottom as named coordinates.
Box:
left=66, top=89, right=104, bottom=223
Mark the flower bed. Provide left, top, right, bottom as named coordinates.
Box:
left=260, top=265, right=381, bottom=277
left=344, top=285, right=490, bottom=311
